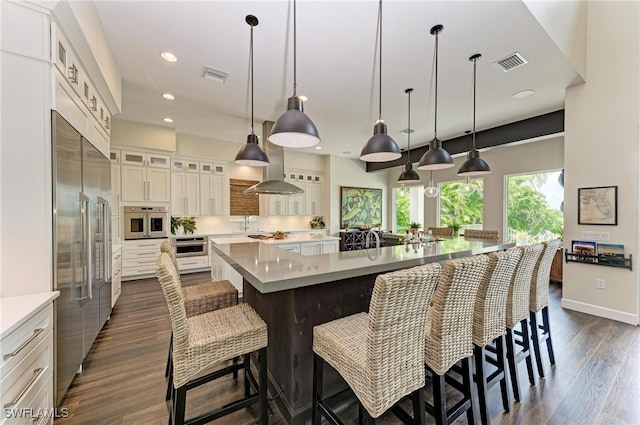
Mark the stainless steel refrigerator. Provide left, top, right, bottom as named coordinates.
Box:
left=52, top=111, right=111, bottom=405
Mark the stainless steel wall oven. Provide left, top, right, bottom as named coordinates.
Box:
left=172, top=236, right=208, bottom=258
left=123, top=206, right=169, bottom=239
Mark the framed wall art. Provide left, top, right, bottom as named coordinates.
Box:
left=578, top=185, right=617, bottom=225
left=340, top=186, right=382, bottom=229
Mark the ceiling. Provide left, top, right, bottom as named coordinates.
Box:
left=94, top=0, right=581, bottom=160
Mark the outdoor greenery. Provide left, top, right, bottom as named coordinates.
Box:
left=506, top=174, right=563, bottom=241
left=395, top=189, right=412, bottom=231
left=440, top=180, right=484, bottom=230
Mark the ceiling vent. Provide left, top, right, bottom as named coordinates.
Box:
left=202, top=66, right=229, bottom=83
left=494, top=52, right=528, bottom=72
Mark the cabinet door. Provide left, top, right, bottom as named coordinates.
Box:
left=268, top=196, right=288, bottom=216
left=300, top=242, right=322, bottom=256
left=305, top=182, right=323, bottom=216
left=185, top=173, right=200, bottom=214
left=111, top=215, right=121, bottom=243
left=321, top=241, right=338, bottom=254
left=111, top=164, right=121, bottom=215
left=121, top=165, right=146, bottom=201
left=171, top=172, right=187, bottom=216
left=146, top=153, right=170, bottom=168
left=287, top=192, right=305, bottom=216
left=200, top=174, right=225, bottom=216
left=147, top=168, right=170, bottom=202
left=121, top=151, right=146, bottom=166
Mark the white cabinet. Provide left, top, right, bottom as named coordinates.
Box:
left=200, top=162, right=225, bottom=174
left=298, top=240, right=338, bottom=256
left=172, top=158, right=199, bottom=173
left=264, top=195, right=288, bottom=216
left=112, top=247, right=122, bottom=307
left=111, top=164, right=121, bottom=214
left=121, top=151, right=170, bottom=168
left=200, top=174, right=226, bottom=216
left=111, top=215, right=121, bottom=244
left=121, top=165, right=170, bottom=202
left=305, top=174, right=324, bottom=216
left=122, top=239, right=165, bottom=279
left=177, top=256, right=210, bottom=272
left=262, top=171, right=324, bottom=217
left=171, top=172, right=200, bottom=216
left=1, top=303, right=54, bottom=423
left=110, top=149, right=121, bottom=163
left=276, top=242, right=301, bottom=253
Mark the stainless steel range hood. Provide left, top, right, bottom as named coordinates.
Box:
left=243, top=121, right=303, bottom=195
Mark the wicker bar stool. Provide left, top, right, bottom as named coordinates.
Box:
left=156, top=252, right=268, bottom=425
left=312, top=263, right=442, bottom=425
left=464, top=229, right=499, bottom=240
left=529, top=239, right=562, bottom=378
left=160, top=241, right=238, bottom=392
left=505, top=243, right=544, bottom=402
left=427, top=227, right=455, bottom=238
left=472, top=248, right=522, bottom=425
left=424, top=255, right=489, bottom=425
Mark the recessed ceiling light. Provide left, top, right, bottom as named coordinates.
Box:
left=162, top=93, right=175, bottom=100
left=161, top=52, right=178, bottom=62
left=315, top=146, right=322, bottom=150
left=400, top=128, right=415, bottom=134
left=512, top=89, right=535, bottom=99
left=299, top=95, right=308, bottom=102
left=163, top=117, right=174, bottom=123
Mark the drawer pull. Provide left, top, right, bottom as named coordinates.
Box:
left=4, top=367, right=44, bottom=408
left=3, top=328, right=44, bottom=360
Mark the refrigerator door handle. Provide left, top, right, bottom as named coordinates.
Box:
left=87, top=198, right=93, bottom=300
left=78, top=194, right=91, bottom=304
left=98, top=197, right=111, bottom=281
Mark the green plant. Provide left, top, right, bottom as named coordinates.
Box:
left=171, top=216, right=197, bottom=235
left=409, top=222, right=422, bottom=229
left=451, top=222, right=461, bottom=233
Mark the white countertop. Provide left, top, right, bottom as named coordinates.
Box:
left=1, top=291, right=60, bottom=339
left=210, top=234, right=339, bottom=245
left=209, top=237, right=514, bottom=294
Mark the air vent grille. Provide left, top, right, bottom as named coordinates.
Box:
left=494, top=52, right=528, bottom=72
left=202, top=66, right=229, bottom=83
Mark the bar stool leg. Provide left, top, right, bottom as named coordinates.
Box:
left=432, top=372, right=447, bottom=425
left=505, top=328, right=521, bottom=403
left=173, top=386, right=186, bottom=425
left=412, top=387, right=426, bottom=425
left=474, top=345, right=490, bottom=425
left=259, top=348, right=268, bottom=425
left=529, top=311, right=545, bottom=378
left=542, top=306, right=556, bottom=365
left=520, top=318, right=536, bottom=386
left=496, top=335, right=513, bottom=412
left=243, top=353, right=251, bottom=398
left=311, top=353, right=323, bottom=425
left=462, top=357, right=478, bottom=425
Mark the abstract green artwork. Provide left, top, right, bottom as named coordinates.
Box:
left=340, top=186, right=382, bottom=228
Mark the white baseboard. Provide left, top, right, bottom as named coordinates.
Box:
left=561, top=298, right=639, bottom=325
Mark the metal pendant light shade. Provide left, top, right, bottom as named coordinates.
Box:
left=235, top=15, right=270, bottom=167
left=268, top=0, right=320, bottom=148
left=458, top=53, right=491, bottom=176
left=398, top=88, right=420, bottom=184
left=418, top=25, right=454, bottom=171
left=360, top=0, right=401, bottom=163
left=424, top=171, right=439, bottom=198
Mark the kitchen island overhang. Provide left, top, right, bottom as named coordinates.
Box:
left=209, top=237, right=515, bottom=425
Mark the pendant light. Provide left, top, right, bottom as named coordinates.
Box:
left=459, top=176, right=476, bottom=195
left=424, top=171, right=439, bottom=198
left=360, top=0, right=401, bottom=163
left=235, top=15, right=270, bottom=166
left=397, top=88, right=420, bottom=184
left=268, top=0, right=320, bottom=148
left=458, top=54, right=491, bottom=176
left=418, top=25, right=454, bottom=171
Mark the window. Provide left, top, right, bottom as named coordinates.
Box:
left=505, top=170, right=563, bottom=242
left=439, top=179, right=484, bottom=234
left=394, top=185, right=424, bottom=233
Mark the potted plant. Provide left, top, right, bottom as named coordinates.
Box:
left=171, top=216, right=197, bottom=235
left=451, top=222, right=461, bottom=237
left=409, top=222, right=422, bottom=235
left=516, top=231, right=529, bottom=246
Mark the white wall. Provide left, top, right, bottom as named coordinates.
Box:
left=562, top=1, right=639, bottom=325
left=111, top=118, right=176, bottom=151
left=385, top=136, right=564, bottom=241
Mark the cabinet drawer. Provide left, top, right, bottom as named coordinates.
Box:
left=122, top=264, right=157, bottom=277
left=1, top=306, right=52, bottom=374
left=2, top=375, right=54, bottom=425
left=177, top=256, right=209, bottom=271
left=123, top=240, right=164, bottom=252
left=123, top=257, right=158, bottom=269
left=1, top=332, right=52, bottom=412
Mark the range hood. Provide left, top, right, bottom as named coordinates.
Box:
left=243, top=121, right=304, bottom=195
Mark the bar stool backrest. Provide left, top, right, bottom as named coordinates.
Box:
left=506, top=243, right=544, bottom=328
left=156, top=252, right=189, bottom=352
left=427, top=227, right=455, bottom=237
left=160, top=240, right=179, bottom=273
left=464, top=229, right=499, bottom=240
left=364, top=262, right=442, bottom=414
left=530, top=239, right=561, bottom=312
left=425, top=255, right=489, bottom=375
left=473, top=248, right=522, bottom=347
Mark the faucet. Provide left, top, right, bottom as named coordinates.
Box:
left=365, top=230, right=380, bottom=249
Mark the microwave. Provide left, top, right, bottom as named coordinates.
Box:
left=123, top=206, right=169, bottom=240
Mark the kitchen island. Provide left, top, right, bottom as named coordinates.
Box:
left=209, top=237, right=514, bottom=425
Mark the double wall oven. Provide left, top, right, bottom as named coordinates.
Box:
left=123, top=206, right=169, bottom=240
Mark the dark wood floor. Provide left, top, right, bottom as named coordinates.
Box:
left=55, top=272, right=640, bottom=425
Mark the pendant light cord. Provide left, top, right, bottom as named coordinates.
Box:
left=378, top=0, right=383, bottom=121
left=434, top=29, right=439, bottom=139
left=293, top=0, right=297, bottom=96
left=472, top=56, right=476, bottom=150
left=407, top=88, right=411, bottom=164
left=250, top=22, right=255, bottom=135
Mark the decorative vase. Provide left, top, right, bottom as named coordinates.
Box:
left=516, top=236, right=528, bottom=246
